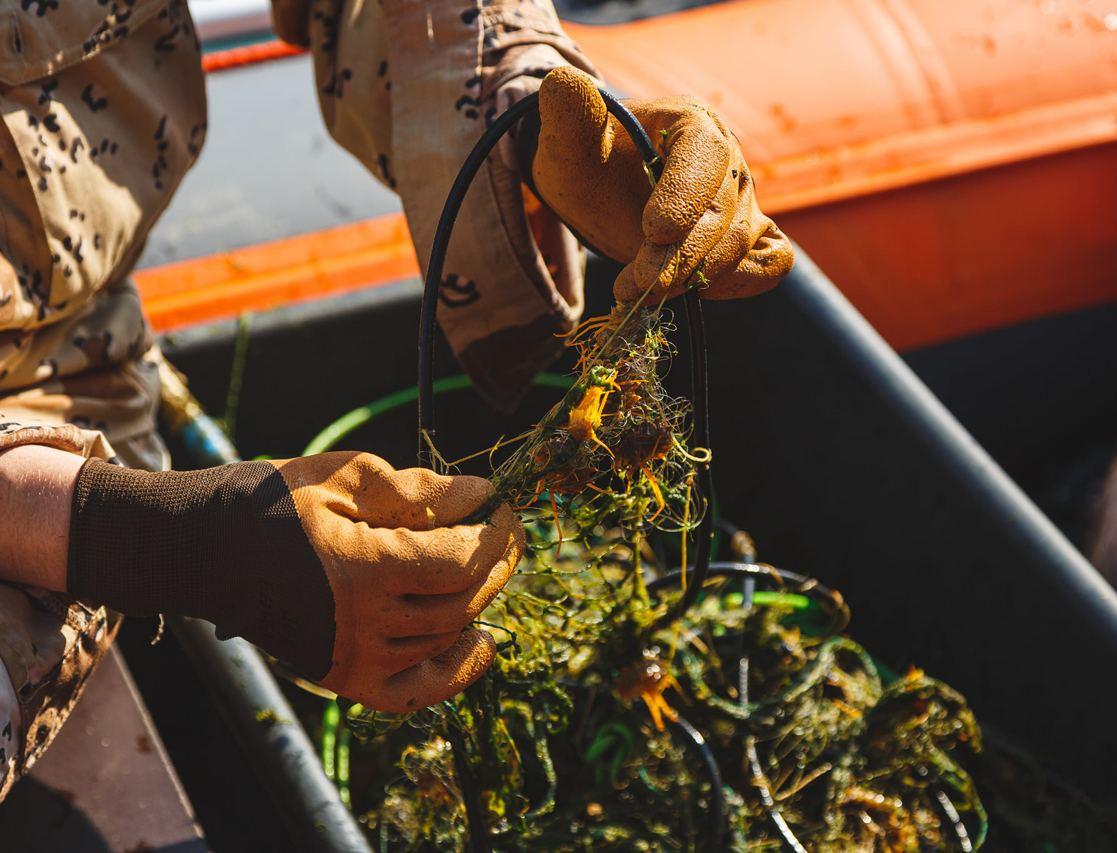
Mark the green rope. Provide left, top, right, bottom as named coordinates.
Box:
left=220, top=312, right=253, bottom=442
left=302, top=372, right=571, bottom=456
left=751, top=591, right=812, bottom=610
left=321, top=700, right=339, bottom=782
left=337, top=724, right=352, bottom=809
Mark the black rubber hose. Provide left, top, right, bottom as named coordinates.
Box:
left=646, top=561, right=841, bottom=600
left=651, top=561, right=842, bottom=853
left=417, top=92, right=542, bottom=466
left=417, top=86, right=714, bottom=613
left=416, top=85, right=714, bottom=853
left=671, top=713, right=728, bottom=846
left=446, top=725, right=490, bottom=853
left=415, top=94, right=544, bottom=853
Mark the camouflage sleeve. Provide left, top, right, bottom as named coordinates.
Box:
left=0, top=337, right=173, bottom=800
left=0, top=396, right=123, bottom=799
left=0, top=586, right=119, bottom=802
left=0, top=337, right=174, bottom=802
left=0, top=365, right=171, bottom=801
left=0, top=0, right=206, bottom=801
left=0, top=419, right=115, bottom=460
left=296, top=0, right=603, bottom=411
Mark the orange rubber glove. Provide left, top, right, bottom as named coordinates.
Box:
left=68, top=451, right=523, bottom=713
left=531, top=67, right=794, bottom=303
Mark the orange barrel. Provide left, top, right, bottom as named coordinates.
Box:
left=570, top=0, right=1117, bottom=349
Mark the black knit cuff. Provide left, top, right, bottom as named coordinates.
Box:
left=68, top=459, right=335, bottom=680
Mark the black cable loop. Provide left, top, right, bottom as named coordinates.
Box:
left=447, top=725, right=489, bottom=853
left=417, top=86, right=716, bottom=852
left=646, top=561, right=851, bottom=637
left=418, top=92, right=542, bottom=462
left=672, top=714, right=728, bottom=845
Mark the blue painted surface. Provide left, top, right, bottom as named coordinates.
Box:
left=180, top=416, right=241, bottom=467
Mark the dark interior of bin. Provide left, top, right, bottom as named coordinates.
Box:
left=907, top=300, right=1117, bottom=550
left=150, top=254, right=1117, bottom=838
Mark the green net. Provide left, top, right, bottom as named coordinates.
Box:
left=324, top=304, right=1006, bottom=850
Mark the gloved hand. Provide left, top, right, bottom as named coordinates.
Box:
left=67, top=451, right=523, bottom=713
left=530, top=67, right=794, bottom=303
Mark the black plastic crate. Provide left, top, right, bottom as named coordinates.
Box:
left=154, top=249, right=1117, bottom=845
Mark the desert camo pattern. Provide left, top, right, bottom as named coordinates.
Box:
left=0, top=0, right=204, bottom=798
left=0, top=0, right=595, bottom=800
left=290, top=0, right=600, bottom=409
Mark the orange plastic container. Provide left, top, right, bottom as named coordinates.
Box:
left=570, top=0, right=1117, bottom=350
left=140, top=0, right=1117, bottom=347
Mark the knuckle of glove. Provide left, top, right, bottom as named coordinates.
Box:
left=622, top=101, right=792, bottom=302
left=706, top=230, right=795, bottom=300
left=271, top=457, right=520, bottom=712
left=630, top=185, right=733, bottom=299
left=702, top=197, right=795, bottom=300
left=538, top=67, right=608, bottom=156
left=536, top=68, right=648, bottom=264
left=334, top=629, right=496, bottom=714
left=343, top=500, right=521, bottom=628
left=469, top=502, right=524, bottom=604
left=288, top=450, right=395, bottom=512
left=388, top=469, right=495, bottom=529
left=493, top=501, right=526, bottom=557
left=347, top=451, right=398, bottom=487
left=368, top=526, right=427, bottom=577
left=642, top=120, right=731, bottom=245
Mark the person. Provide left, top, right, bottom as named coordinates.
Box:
left=0, top=0, right=792, bottom=798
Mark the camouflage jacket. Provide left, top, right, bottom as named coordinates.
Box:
left=0, top=0, right=593, bottom=798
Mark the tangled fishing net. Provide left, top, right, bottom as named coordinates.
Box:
left=309, top=301, right=1012, bottom=851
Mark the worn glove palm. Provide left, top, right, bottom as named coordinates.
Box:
left=532, top=67, right=794, bottom=303
left=68, top=452, right=523, bottom=713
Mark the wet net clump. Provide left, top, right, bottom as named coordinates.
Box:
left=327, top=303, right=1016, bottom=851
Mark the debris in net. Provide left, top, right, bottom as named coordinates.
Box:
left=324, top=305, right=1112, bottom=850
